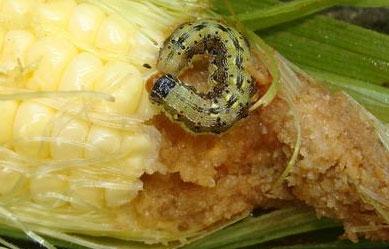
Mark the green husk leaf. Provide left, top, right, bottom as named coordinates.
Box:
left=236, top=0, right=345, bottom=31
left=182, top=208, right=340, bottom=249
left=0, top=224, right=168, bottom=249
left=351, top=0, right=389, bottom=7
left=223, top=0, right=389, bottom=31
left=270, top=240, right=389, bottom=249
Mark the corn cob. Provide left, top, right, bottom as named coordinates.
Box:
left=0, top=0, right=205, bottom=243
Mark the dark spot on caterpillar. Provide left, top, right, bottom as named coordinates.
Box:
left=235, top=56, right=243, bottom=69
left=236, top=74, right=243, bottom=89
left=226, top=95, right=237, bottom=108
left=237, top=106, right=249, bottom=119
left=216, top=117, right=221, bottom=123
left=193, top=24, right=206, bottom=31
left=209, top=107, right=220, bottom=114
left=232, top=38, right=240, bottom=50
left=142, top=63, right=152, bottom=69
left=217, top=24, right=229, bottom=32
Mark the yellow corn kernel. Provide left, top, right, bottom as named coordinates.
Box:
left=30, top=174, right=68, bottom=207
left=69, top=172, right=104, bottom=209
left=84, top=125, right=122, bottom=159
left=68, top=3, right=105, bottom=44
left=13, top=101, right=54, bottom=159
left=0, top=0, right=36, bottom=29
left=121, top=133, right=153, bottom=158
left=58, top=52, right=103, bottom=91
left=0, top=28, right=5, bottom=52
left=95, top=62, right=143, bottom=114
left=70, top=186, right=104, bottom=209
left=0, top=100, right=18, bottom=145
left=26, top=37, right=77, bottom=91
left=95, top=15, right=132, bottom=53
left=0, top=30, right=35, bottom=72
left=51, top=114, right=90, bottom=160
left=33, top=0, right=76, bottom=28
left=105, top=182, right=142, bottom=208
left=119, top=156, right=146, bottom=178
left=0, top=168, right=22, bottom=195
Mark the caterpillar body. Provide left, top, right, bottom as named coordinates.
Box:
left=150, top=20, right=254, bottom=134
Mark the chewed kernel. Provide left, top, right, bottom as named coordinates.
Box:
left=120, top=156, right=146, bottom=178
left=121, top=133, right=153, bottom=158
left=68, top=3, right=105, bottom=44
left=105, top=181, right=142, bottom=207
left=13, top=101, right=54, bottom=159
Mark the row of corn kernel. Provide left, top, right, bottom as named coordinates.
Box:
left=0, top=0, right=162, bottom=210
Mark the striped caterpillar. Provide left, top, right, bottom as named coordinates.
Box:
left=150, top=20, right=255, bottom=134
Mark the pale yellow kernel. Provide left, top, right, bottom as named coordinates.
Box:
left=84, top=125, right=121, bottom=159
left=0, top=30, right=35, bottom=72
left=69, top=174, right=104, bottom=209
left=105, top=181, right=142, bottom=207
left=0, top=0, right=36, bottom=28
left=95, top=15, right=131, bottom=52
left=95, top=62, right=143, bottom=114
left=120, top=156, right=146, bottom=178
left=58, top=52, right=103, bottom=91
left=13, top=101, right=54, bottom=159
left=0, top=100, right=18, bottom=145
left=131, top=30, right=158, bottom=65
left=26, top=37, right=77, bottom=91
left=51, top=114, right=89, bottom=160
left=30, top=174, right=68, bottom=207
left=68, top=3, right=105, bottom=44
left=33, top=0, right=76, bottom=28
left=120, top=133, right=153, bottom=158
left=0, top=168, right=22, bottom=195
left=0, top=28, right=5, bottom=52
left=71, top=187, right=104, bottom=209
